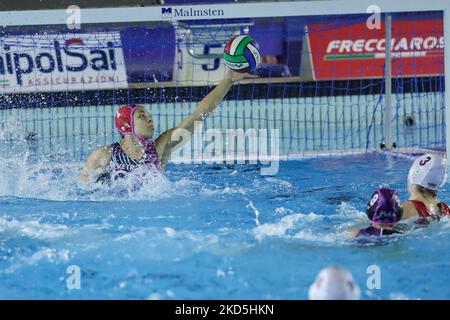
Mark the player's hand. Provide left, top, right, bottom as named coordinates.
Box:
left=226, top=69, right=258, bottom=84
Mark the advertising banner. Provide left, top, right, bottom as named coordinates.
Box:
left=302, top=19, right=444, bottom=80
left=0, top=32, right=128, bottom=93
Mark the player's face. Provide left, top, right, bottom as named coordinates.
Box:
left=133, top=107, right=154, bottom=139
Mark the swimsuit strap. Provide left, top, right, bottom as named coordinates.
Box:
left=409, top=200, right=431, bottom=218
left=410, top=200, right=450, bottom=217
left=142, top=140, right=162, bottom=170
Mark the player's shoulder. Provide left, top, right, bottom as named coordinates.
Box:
left=401, top=200, right=419, bottom=218
left=155, top=128, right=178, bottom=146
left=401, top=200, right=414, bottom=208
left=90, top=144, right=113, bottom=160
left=157, top=128, right=177, bottom=139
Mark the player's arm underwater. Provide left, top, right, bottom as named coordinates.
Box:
left=78, top=145, right=113, bottom=184
left=155, top=69, right=257, bottom=167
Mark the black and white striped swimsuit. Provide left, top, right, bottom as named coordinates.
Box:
left=96, top=141, right=162, bottom=183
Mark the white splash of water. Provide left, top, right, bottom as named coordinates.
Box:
left=238, top=188, right=260, bottom=226
left=2, top=248, right=71, bottom=274
left=253, top=213, right=304, bottom=240
left=0, top=216, right=69, bottom=240
left=252, top=202, right=368, bottom=246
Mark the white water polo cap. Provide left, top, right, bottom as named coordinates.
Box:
left=308, top=266, right=361, bottom=300
left=408, top=153, right=448, bottom=191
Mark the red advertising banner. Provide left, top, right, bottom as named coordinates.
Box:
left=305, top=18, right=444, bottom=80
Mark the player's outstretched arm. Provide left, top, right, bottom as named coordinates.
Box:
left=175, top=70, right=256, bottom=133
left=155, top=70, right=257, bottom=166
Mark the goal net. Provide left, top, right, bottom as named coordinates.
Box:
left=0, top=0, right=448, bottom=164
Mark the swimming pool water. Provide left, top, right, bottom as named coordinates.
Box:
left=0, top=152, right=449, bottom=299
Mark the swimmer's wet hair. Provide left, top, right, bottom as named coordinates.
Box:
left=416, top=185, right=438, bottom=197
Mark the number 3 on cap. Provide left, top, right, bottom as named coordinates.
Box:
left=419, top=156, right=432, bottom=166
